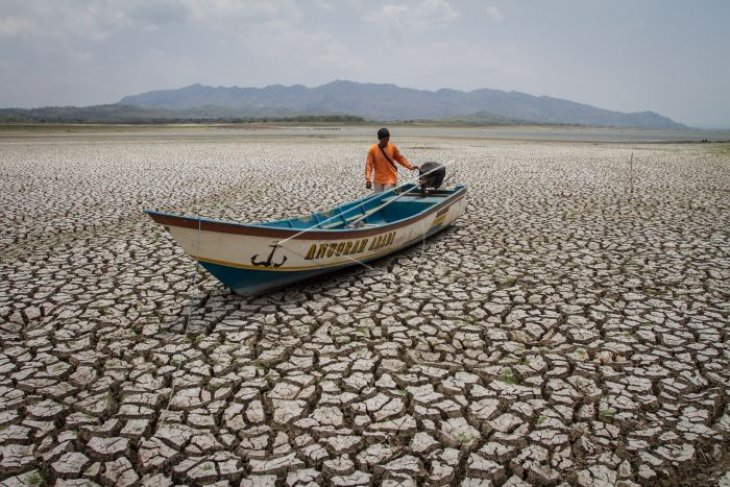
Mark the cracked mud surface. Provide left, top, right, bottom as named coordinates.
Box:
left=1, top=128, right=729, bottom=486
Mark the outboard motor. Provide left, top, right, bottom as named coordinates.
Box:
left=418, top=161, right=446, bottom=193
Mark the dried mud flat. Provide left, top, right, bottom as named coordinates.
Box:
left=1, top=129, right=729, bottom=487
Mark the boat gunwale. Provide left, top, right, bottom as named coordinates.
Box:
left=145, top=185, right=466, bottom=240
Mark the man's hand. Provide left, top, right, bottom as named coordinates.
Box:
left=365, top=181, right=372, bottom=189
left=411, top=165, right=420, bottom=172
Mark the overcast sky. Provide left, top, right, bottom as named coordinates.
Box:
left=1, top=0, right=728, bottom=127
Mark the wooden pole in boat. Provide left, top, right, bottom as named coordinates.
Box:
left=346, top=184, right=422, bottom=227
left=277, top=160, right=455, bottom=246
left=346, top=162, right=451, bottom=227
left=276, top=190, right=391, bottom=246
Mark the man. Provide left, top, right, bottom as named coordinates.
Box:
left=365, top=128, right=418, bottom=192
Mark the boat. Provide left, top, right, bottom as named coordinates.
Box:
left=145, top=181, right=467, bottom=296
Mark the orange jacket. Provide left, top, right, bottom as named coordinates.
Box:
left=365, top=142, right=415, bottom=185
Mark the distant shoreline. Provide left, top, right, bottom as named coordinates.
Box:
left=1, top=123, right=729, bottom=144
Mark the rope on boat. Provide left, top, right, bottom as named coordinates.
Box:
left=342, top=160, right=457, bottom=227
left=276, top=160, right=456, bottom=247
left=346, top=182, right=424, bottom=227
left=276, top=190, right=387, bottom=246
left=275, top=160, right=459, bottom=274
left=173, top=160, right=461, bottom=306
left=184, top=217, right=202, bottom=332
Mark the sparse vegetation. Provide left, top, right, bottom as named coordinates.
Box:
left=599, top=407, right=616, bottom=418
left=26, top=471, right=44, bottom=486
left=457, top=433, right=477, bottom=446
left=498, top=367, right=518, bottom=385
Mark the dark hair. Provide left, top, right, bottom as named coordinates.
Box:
left=377, top=128, right=390, bottom=139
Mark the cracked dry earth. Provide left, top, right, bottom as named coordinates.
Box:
left=1, top=129, right=729, bottom=487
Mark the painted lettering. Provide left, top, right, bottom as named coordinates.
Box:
left=326, top=243, right=337, bottom=258
left=368, top=235, right=381, bottom=251
left=303, top=233, right=396, bottom=261
left=316, top=244, right=328, bottom=259
left=305, top=244, right=316, bottom=260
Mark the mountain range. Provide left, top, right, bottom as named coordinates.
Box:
left=1, top=80, right=684, bottom=128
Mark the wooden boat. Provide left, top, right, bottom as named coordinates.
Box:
left=145, top=183, right=467, bottom=296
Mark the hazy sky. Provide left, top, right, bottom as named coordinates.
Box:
left=1, top=0, right=728, bottom=127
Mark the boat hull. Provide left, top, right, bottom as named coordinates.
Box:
left=199, top=223, right=455, bottom=295
left=146, top=186, right=466, bottom=296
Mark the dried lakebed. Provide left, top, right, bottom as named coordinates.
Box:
left=1, top=131, right=729, bottom=486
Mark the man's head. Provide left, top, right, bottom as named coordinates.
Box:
left=377, top=127, right=390, bottom=147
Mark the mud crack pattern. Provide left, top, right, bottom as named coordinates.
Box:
left=1, top=130, right=729, bottom=486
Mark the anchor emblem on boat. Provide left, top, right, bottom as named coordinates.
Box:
left=251, top=242, right=288, bottom=268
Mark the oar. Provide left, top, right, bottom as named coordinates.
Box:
left=278, top=161, right=454, bottom=246
left=346, top=183, right=428, bottom=228
left=346, top=163, right=448, bottom=227
left=276, top=188, right=392, bottom=246
left=311, top=189, right=389, bottom=230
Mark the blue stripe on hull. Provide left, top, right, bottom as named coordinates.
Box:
left=200, top=261, right=354, bottom=296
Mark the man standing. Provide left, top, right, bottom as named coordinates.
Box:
left=365, top=128, right=418, bottom=192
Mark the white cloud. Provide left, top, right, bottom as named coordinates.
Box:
left=127, top=1, right=191, bottom=28
left=485, top=6, right=504, bottom=22
left=0, top=1, right=302, bottom=41
left=0, top=15, right=35, bottom=38
left=364, top=0, right=458, bottom=33
left=226, top=19, right=362, bottom=83
left=0, top=1, right=131, bottom=41
left=309, top=0, right=337, bottom=11
left=181, top=0, right=301, bottom=26
left=375, top=37, right=532, bottom=92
